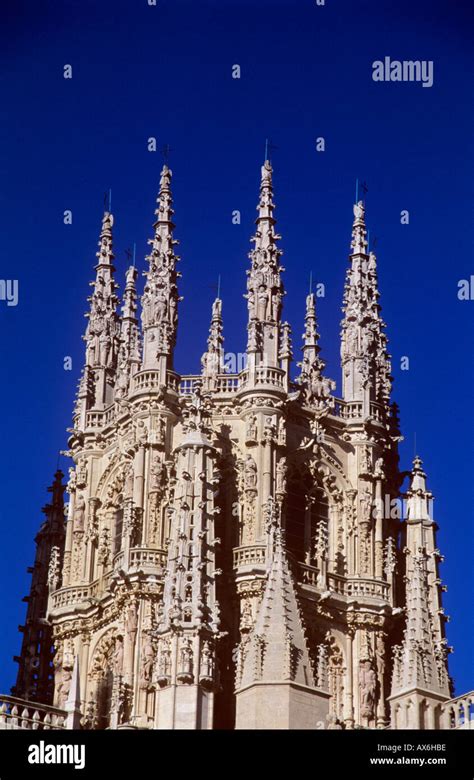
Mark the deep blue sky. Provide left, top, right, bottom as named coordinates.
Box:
left=0, top=0, right=472, bottom=696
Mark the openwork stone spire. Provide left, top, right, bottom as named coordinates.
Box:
left=141, top=165, right=181, bottom=378
left=201, top=297, right=225, bottom=389
left=74, top=212, right=121, bottom=426
left=245, top=160, right=285, bottom=367
left=340, top=201, right=392, bottom=411
left=390, top=457, right=451, bottom=703
left=115, top=265, right=141, bottom=400
left=297, top=292, right=335, bottom=409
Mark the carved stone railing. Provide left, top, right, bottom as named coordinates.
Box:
left=112, top=550, right=125, bottom=571
left=50, top=547, right=168, bottom=611
left=441, top=692, right=474, bottom=729
left=166, top=371, right=181, bottom=393
left=50, top=584, right=92, bottom=610
left=332, top=398, right=385, bottom=423
left=238, top=366, right=285, bottom=391
left=0, top=696, right=67, bottom=730
left=180, top=374, right=240, bottom=396
left=131, top=370, right=163, bottom=395
left=328, top=574, right=390, bottom=601
left=129, top=547, right=167, bottom=573
left=298, top=567, right=390, bottom=601
left=179, top=375, right=201, bottom=394
left=298, top=563, right=320, bottom=588
left=337, top=401, right=363, bottom=420
left=233, top=545, right=266, bottom=569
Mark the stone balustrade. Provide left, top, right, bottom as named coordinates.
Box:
left=298, top=567, right=390, bottom=601
left=0, top=696, right=66, bottom=730
left=441, top=692, right=474, bottom=729
left=131, top=370, right=163, bottom=395
left=233, top=545, right=266, bottom=569
left=298, top=563, right=320, bottom=587
left=50, top=547, right=168, bottom=610
left=129, top=547, right=167, bottom=573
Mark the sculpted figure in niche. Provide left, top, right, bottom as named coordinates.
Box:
left=155, top=287, right=168, bottom=323
left=126, top=603, right=138, bottom=644
left=359, top=487, right=373, bottom=523
left=246, top=414, right=257, bottom=441
left=359, top=660, right=377, bottom=719
left=276, top=458, right=287, bottom=494
left=244, top=454, right=257, bottom=489
left=257, top=286, right=268, bottom=321
left=74, top=494, right=86, bottom=532
left=150, top=457, right=165, bottom=492
left=141, top=636, right=155, bottom=683
left=113, top=636, right=124, bottom=675
left=180, top=639, right=193, bottom=676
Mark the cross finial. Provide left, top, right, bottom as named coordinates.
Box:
left=217, top=274, right=221, bottom=299
left=309, top=271, right=313, bottom=295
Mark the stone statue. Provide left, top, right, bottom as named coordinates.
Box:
left=113, top=636, right=124, bottom=674
left=359, top=487, right=373, bottom=523
left=179, top=639, right=193, bottom=676
left=126, top=603, right=138, bottom=643
left=244, top=455, right=257, bottom=489
left=141, top=636, right=155, bottom=684
left=359, top=660, right=377, bottom=719
left=74, top=494, right=86, bottom=532
left=276, top=458, right=287, bottom=495
left=246, top=414, right=257, bottom=441
left=256, top=286, right=268, bottom=320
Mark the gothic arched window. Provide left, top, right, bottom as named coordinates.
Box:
left=286, top=471, right=329, bottom=565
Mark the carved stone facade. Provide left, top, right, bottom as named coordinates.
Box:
left=6, top=160, right=469, bottom=730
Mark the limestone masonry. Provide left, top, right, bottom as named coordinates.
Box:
left=2, top=160, right=472, bottom=730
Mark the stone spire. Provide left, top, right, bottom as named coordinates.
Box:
left=201, top=297, right=225, bottom=389
left=245, top=159, right=285, bottom=368
left=340, top=201, right=392, bottom=412
left=297, top=292, right=335, bottom=409
left=115, top=265, right=141, bottom=400
left=74, top=212, right=121, bottom=427
left=389, top=457, right=451, bottom=723
left=13, top=471, right=66, bottom=704
left=141, top=165, right=181, bottom=381
left=237, top=517, right=314, bottom=689
left=235, top=503, right=329, bottom=728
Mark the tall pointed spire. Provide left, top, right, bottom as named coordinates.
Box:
left=245, top=159, right=285, bottom=368
left=74, top=211, right=121, bottom=428
left=389, top=457, right=451, bottom=724
left=13, top=470, right=66, bottom=703
left=115, top=265, right=141, bottom=399
left=297, top=292, right=335, bottom=409
left=201, top=297, right=225, bottom=389
left=340, top=201, right=392, bottom=413
left=141, top=165, right=181, bottom=382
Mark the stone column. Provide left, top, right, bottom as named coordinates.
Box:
left=374, top=476, right=384, bottom=578
left=344, top=633, right=355, bottom=729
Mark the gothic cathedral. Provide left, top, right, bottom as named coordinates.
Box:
left=7, top=160, right=468, bottom=731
